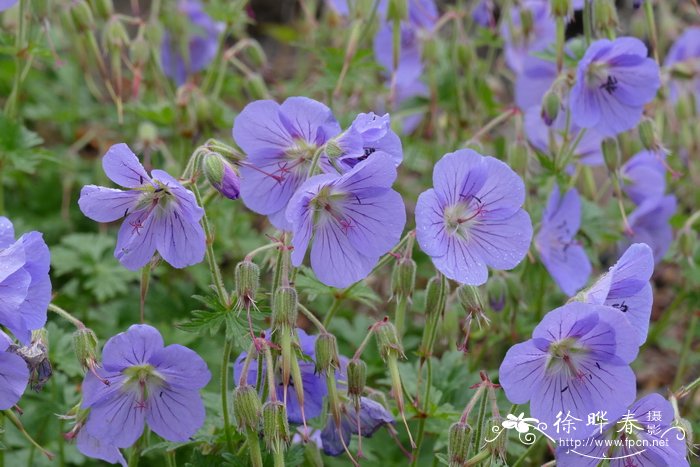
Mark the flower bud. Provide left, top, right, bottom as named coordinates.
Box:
left=519, top=8, right=534, bottom=37
left=103, top=18, right=129, bottom=53
left=144, top=22, right=163, bottom=45
left=508, top=143, right=528, bottom=175
left=235, top=260, right=260, bottom=310
left=448, top=421, right=472, bottom=467
left=245, top=74, right=269, bottom=100
left=346, top=358, right=367, bottom=399
left=272, top=286, right=298, bottom=331
left=456, top=284, right=484, bottom=315
left=202, top=152, right=241, bottom=200
left=89, top=0, right=113, bottom=20
left=232, top=385, right=262, bottom=431
left=425, top=275, right=448, bottom=317
left=675, top=417, right=694, bottom=454
left=541, top=90, right=560, bottom=126
left=244, top=40, right=267, bottom=67
left=314, top=333, right=340, bottom=374
left=638, top=118, right=661, bottom=152
left=129, top=37, right=151, bottom=68
left=386, top=0, right=407, bottom=21
left=485, top=416, right=507, bottom=460
left=594, top=0, right=618, bottom=33
left=137, top=122, right=158, bottom=147
left=72, top=327, right=99, bottom=371
left=487, top=275, right=507, bottom=312
left=601, top=137, right=620, bottom=172
left=374, top=320, right=404, bottom=361
left=551, top=0, right=572, bottom=18
left=391, top=257, right=416, bottom=299
left=70, top=1, right=95, bottom=32
left=324, top=139, right=344, bottom=159
left=262, top=401, right=290, bottom=451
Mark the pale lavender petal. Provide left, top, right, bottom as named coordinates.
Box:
left=470, top=209, right=533, bottom=271
left=149, top=344, right=211, bottom=390
left=84, top=389, right=146, bottom=448
left=153, top=205, right=206, bottom=269
left=415, top=189, right=449, bottom=258
left=102, top=144, right=151, bottom=189
left=498, top=340, right=546, bottom=404
left=0, top=217, right=14, bottom=249
left=114, top=210, right=159, bottom=271
left=233, top=100, right=294, bottom=157
left=76, top=429, right=127, bottom=467
left=0, top=351, right=29, bottom=409
left=279, top=97, right=341, bottom=145
left=145, top=386, right=206, bottom=442
left=101, top=324, right=164, bottom=371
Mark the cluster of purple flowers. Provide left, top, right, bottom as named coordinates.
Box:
left=75, top=324, right=211, bottom=465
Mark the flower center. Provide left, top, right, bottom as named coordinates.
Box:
left=444, top=199, right=485, bottom=236
left=310, top=186, right=352, bottom=233
left=547, top=338, right=588, bottom=380
left=587, top=63, right=618, bottom=94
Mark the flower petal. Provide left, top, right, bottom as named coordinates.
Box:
left=78, top=186, right=140, bottom=223
left=85, top=389, right=146, bottom=448
left=498, top=340, right=547, bottom=405
left=149, top=344, right=211, bottom=390
left=114, top=210, right=159, bottom=271
left=101, top=324, right=164, bottom=371
left=102, top=144, right=151, bottom=189
left=0, top=352, right=29, bottom=409
left=145, top=386, right=206, bottom=442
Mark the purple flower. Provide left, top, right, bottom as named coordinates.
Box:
left=500, top=0, right=556, bottom=73
left=160, top=0, right=224, bottom=85
left=287, top=153, right=406, bottom=289
left=78, top=143, right=206, bottom=271
left=0, top=217, right=51, bottom=344
left=81, top=324, right=211, bottom=447
left=415, top=149, right=532, bottom=285
left=626, top=195, right=676, bottom=263
left=515, top=55, right=558, bottom=111
left=76, top=429, right=127, bottom=467
left=330, top=112, right=403, bottom=170
left=326, top=0, right=350, bottom=16
left=535, top=186, right=591, bottom=296
left=0, top=330, right=29, bottom=409
left=582, top=243, right=654, bottom=346
left=524, top=106, right=604, bottom=166
left=472, top=0, right=495, bottom=28
left=233, top=329, right=329, bottom=424
left=499, top=302, right=638, bottom=436
left=0, top=0, right=17, bottom=11
left=570, top=37, right=661, bottom=137
left=555, top=393, right=689, bottom=467
left=664, top=27, right=700, bottom=108
left=320, top=397, right=394, bottom=456
left=621, top=150, right=666, bottom=205
left=233, top=97, right=341, bottom=230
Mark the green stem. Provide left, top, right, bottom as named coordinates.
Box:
left=4, top=0, right=26, bottom=118
left=48, top=304, right=85, bottom=329
left=511, top=436, right=540, bottom=467
left=245, top=242, right=283, bottom=262
left=273, top=447, right=285, bottom=467
left=555, top=17, right=565, bottom=72
left=673, top=311, right=698, bottom=389
left=648, top=291, right=687, bottom=344
left=192, top=184, right=228, bottom=304
left=3, top=410, right=53, bottom=460
left=322, top=297, right=342, bottom=328
left=410, top=357, right=432, bottom=467
left=221, top=340, right=235, bottom=453
left=466, top=449, right=492, bottom=466
left=140, top=263, right=151, bottom=323
left=395, top=294, right=409, bottom=339
left=297, top=304, right=327, bottom=333
left=464, top=108, right=517, bottom=146
left=246, top=428, right=264, bottom=467
left=306, top=146, right=326, bottom=178
left=643, top=0, right=659, bottom=63
left=583, top=0, right=593, bottom=46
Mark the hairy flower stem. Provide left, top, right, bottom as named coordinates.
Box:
left=4, top=0, right=26, bottom=119
left=643, top=0, right=659, bottom=63
left=3, top=410, right=54, bottom=460
left=388, top=355, right=416, bottom=448
left=555, top=17, right=565, bottom=73
left=221, top=339, right=235, bottom=454
left=246, top=428, right=264, bottom=467
left=465, top=449, right=492, bottom=466
left=394, top=294, right=409, bottom=340
left=464, top=108, right=518, bottom=147
left=322, top=297, right=343, bottom=328
left=409, top=357, right=432, bottom=467
left=511, top=435, right=541, bottom=467
left=297, top=304, right=327, bottom=333
left=306, top=146, right=327, bottom=178
left=271, top=236, right=288, bottom=304
left=244, top=242, right=284, bottom=262
left=191, top=183, right=228, bottom=305
left=48, top=304, right=86, bottom=329
left=273, top=446, right=285, bottom=467
left=469, top=385, right=489, bottom=456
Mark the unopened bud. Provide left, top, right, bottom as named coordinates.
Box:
left=594, top=0, right=618, bottom=32
left=541, top=90, right=560, bottom=126
left=235, top=260, right=260, bottom=310
left=347, top=358, right=367, bottom=399
left=485, top=416, right=507, bottom=460
left=638, top=118, right=660, bottom=152
left=137, top=122, right=158, bottom=146
left=392, top=257, right=416, bottom=299
left=551, top=0, right=572, bottom=18
left=89, top=0, right=113, bottom=19
left=324, top=139, right=344, bottom=159
left=272, top=286, right=298, bottom=330
left=386, top=0, right=407, bottom=21
left=262, top=401, right=290, bottom=451
left=456, top=284, right=484, bottom=315
left=245, top=74, right=269, bottom=100
left=314, top=333, right=340, bottom=374
left=244, top=40, right=267, bottom=67
left=72, top=327, right=99, bottom=371
left=487, top=275, right=507, bottom=312
left=425, top=275, right=448, bottom=317
left=202, top=152, right=241, bottom=200
left=675, top=417, right=694, bottom=453
left=601, top=137, right=620, bottom=172
left=103, top=18, right=129, bottom=52
left=129, top=37, right=151, bottom=67
left=448, top=421, right=472, bottom=467
left=374, top=320, right=404, bottom=361
left=519, top=8, right=534, bottom=38
left=70, top=1, right=95, bottom=32
left=232, top=385, right=262, bottom=431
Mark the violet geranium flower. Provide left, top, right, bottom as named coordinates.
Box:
left=0, top=330, right=29, bottom=409
left=160, top=0, right=224, bottom=85
left=515, top=56, right=557, bottom=111
left=626, top=195, right=676, bottom=263
left=78, top=144, right=206, bottom=271
left=499, top=302, right=638, bottom=436
left=287, top=153, right=406, bottom=289
left=0, top=217, right=51, bottom=344
left=320, top=397, right=394, bottom=456
left=664, top=27, right=700, bottom=108
left=76, top=429, right=127, bottom=467
left=535, top=186, right=591, bottom=296
left=415, top=149, right=532, bottom=285
left=329, top=112, right=403, bottom=171
left=81, top=324, right=211, bottom=447
left=555, top=393, right=689, bottom=467
left=581, top=243, right=654, bottom=346
left=621, top=150, right=666, bottom=205
left=500, top=0, right=556, bottom=74
left=570, top=37, right=661, bottom=137
left=0, top=0, right=17, bottom=11
left=233, top=97, right=341, bottom=230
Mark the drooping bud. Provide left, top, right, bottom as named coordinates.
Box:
left=89, top=0, right=113, bottom=20
left=594, top=0, right=618, bottom=34
left=235, top=260, right=260, bottom=310
left=448, top=421, right=472, bottom=467
left=103, top=18, right=129, bottom=53
left=202, top=152, right=241, bottom=200
left=272, top=286, right=298, bottom=331
left=386, top=0, right=407, bottom=21
left=346, top=358, right=367, bottom=401
left=422, top=35, right=439, bottom=64
left=486, top=275, right=507, bottom=312
left=485, top=416, right=507, bottom=460
left=324, top=139, right=344, bottom=159
left=638, top=118, right=661, bottom=152
left=540, top=90, right=560, bottom=126
left=678, top=229, right=697, bottom=261
left=675, top=417, right=695, bottom=454
left=70, top=1, right=95, bottom=32
left=551, top=0, right=572, bottom=18
left=374, top=320, right=404, bottom=361
left=314, top=333, right=340, bottom=375
left=508, top=143, right=529, bottom=175
left=245, top=74, right=269, bottom=100
left=232, top=385, right=262, bottom=432
left=72, top=327, right=99, bottom=371
left=601, top=137, right=620, bottom=173
left=262, top=401, right=291, bottom=452
left=424, top=275, right=448, bottom=317
left=391, top=257, right=417, bottom=299
left=129, top=37, right=151, bottom=68
left=456, top=284, right=485, bottom=315
left=244, top=40, right=267, bottom=67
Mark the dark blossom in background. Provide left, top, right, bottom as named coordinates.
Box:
left=320, top=397, right=394, bottom=456
left=621, top=150, right=666, bottom=205
left=160, top=0, right=224, bottom=85
left=583, top=243, right=654, bottom=345
left=415, top=150, right=532, bottom=285
left=570, top=37, right=660, bottom=137
left=500, top=0, right=556, bottom=73
left=664, top=26, right=700, bottom=107
left=233, top=97, right=341, bottom=230
left=329, top=112, right=403, bottom=171
left=0, top=330, right=29, bottom=409
left=287, top=153, right=405, bottom=288
left=515, top=56, right=557, bottom=111
left=535, top=186, right=591, bottom=296
left=626, top=195, right=676, bottom=263
left=555, top=393, right=689, bottom=466
left=76, top=429, right=127, bottom=467
left=0, top=217, right=51, bottom=344
left=0, top=0, right=17, bottom=11
left=472, top=0, right=495, bottom=28
left=81, top=325, right=211, bottom=447
left=499, top=302, right=638, bottom=435
left=78, top=144, right=206, bottom=270
left=233, top=328, right=329, bottom=423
